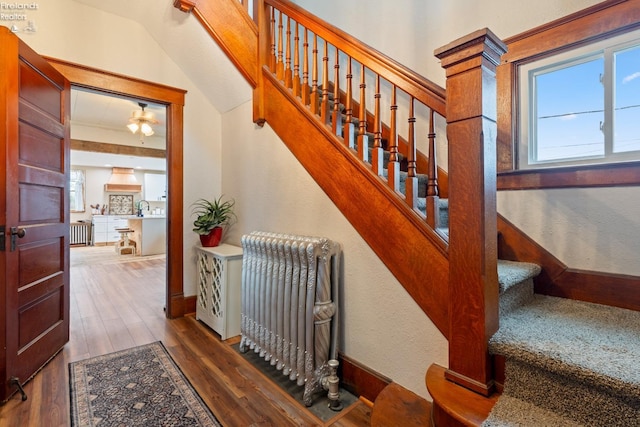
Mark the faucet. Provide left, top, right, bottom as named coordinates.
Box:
left=137, top=200, right=150, bottom=217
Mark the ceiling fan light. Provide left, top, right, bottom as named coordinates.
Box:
left=127, top=102, right=158, bottom=141
left=127, top=122, right=139, bottom=133
left=140, top=123, right=154, bottom=136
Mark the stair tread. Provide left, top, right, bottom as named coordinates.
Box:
left=490, top=295, right=640, bottom=398
left=497, top=260, right=540, bottom=293
left=482, top=392, right=591, bottom=427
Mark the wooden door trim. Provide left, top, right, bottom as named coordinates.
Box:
left=45, top=57, right=187, bottom=318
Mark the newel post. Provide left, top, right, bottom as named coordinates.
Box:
left=434, top=29, right=507, bottom=396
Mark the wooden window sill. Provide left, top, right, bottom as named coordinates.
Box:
left=497, top=161, right=640, bottom=190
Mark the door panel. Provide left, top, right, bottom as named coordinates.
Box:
left=18, top=240, right=62, bottom=285
left=19, top=124, right=64, bottom=171
left=18, top=60, right=63, bottom=121
left=19, top=182, right=64, bottom=223
left=0, top=27, right=70, bottom=402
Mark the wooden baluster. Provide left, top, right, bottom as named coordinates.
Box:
left=284, top=17, right=292, bottom=88
left=331, top=49, right=342, bottom=136
left=371, top=75, right=383, bottom=176
left=269, top=7, right=276, bottom=73
left=301, top=29, right=310, bottom=106
left=405, top=96, right=418, bottom=209
left=426, top=109, right=440, bottom=229
left=310, top=34, right=319, bottom=115
left=292, top=23, right=301, bottom=97
left=357, top=64, right=369, bottom=162
left=343, top=58, right=355, bottom=149
left=276, top=12, right=284, bottom=80
left=320, top=42, right=330, bottom=125
left=387, top=86, right=400, bottom=192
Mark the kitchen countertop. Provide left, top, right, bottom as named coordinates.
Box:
left=91, top=215, right=166, bottom=219
left=128, top=215, right=166, bottom=219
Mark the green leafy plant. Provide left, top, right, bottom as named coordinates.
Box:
left=191, top=196, right=236, bottom=235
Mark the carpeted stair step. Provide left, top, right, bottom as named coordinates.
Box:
left=485, top=295, right=640, bottom=426
left=496, top=260, right=540, bottom=316
left=381, top=168, right=430, bottom=198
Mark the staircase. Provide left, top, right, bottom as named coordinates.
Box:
left=175, top=0, right=640, bottom=425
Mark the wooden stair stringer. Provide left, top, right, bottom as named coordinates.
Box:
left=262, top=69, right=450, bottom=337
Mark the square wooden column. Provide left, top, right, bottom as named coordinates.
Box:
left=435, top=28, right=507, bottom=395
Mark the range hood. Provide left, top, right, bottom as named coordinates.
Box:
left=104, top=167, right=142, bottom=192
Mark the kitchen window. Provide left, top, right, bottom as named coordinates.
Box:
left=70, top=169, right=85, bottom=212
left=518, top=29, right=640, bottom=169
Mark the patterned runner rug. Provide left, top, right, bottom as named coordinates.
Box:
left=69, top=341, right=221, bottom=427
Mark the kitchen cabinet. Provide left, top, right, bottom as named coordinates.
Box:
left=92, top=215, right=130, bottom=244
left=196, top=244, right=243, bottom=340
left=144, top=173, right=166, bottom=202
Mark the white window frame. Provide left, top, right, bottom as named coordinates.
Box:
left=518, top=29, right=640, bottom=170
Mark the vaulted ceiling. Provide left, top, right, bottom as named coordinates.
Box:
left=68, top=0, right=253, bottom=171
left=71, top=0, right=251, bottom=114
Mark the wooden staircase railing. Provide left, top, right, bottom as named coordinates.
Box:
left=175, top=0, right=505, bottom=397
left=256, top=0, right=448, bottom=231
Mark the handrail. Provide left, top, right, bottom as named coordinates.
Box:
left=264, top=0, right=446, bottom=117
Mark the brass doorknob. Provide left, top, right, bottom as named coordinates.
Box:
left=10, top=227, right=26, bottom=238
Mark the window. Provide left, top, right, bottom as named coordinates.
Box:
left=70, top=169, right=85, bottom=212
left=518, top=30, right=640, bottom=169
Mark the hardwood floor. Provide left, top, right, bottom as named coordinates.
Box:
left=0, top=246, right=371, bottom=426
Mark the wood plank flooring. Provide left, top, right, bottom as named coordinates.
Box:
left=0, top=246, right=371, bottom=426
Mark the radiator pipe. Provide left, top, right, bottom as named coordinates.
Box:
left=324, top=359, right=342, bottom=411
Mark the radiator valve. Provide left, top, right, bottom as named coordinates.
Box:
left=325, top=359, right=342, bottom=411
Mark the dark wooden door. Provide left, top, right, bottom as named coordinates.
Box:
left=0, top=27, right=70, bottom=402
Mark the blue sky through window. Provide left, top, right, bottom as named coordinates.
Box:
left=536, top=57, right=604, bottom=162
left=614, top=45, right=640, bottom=153
left=533, top=42, right=640, bottom=164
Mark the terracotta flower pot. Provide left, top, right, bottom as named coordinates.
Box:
left=200, top=227, right=223, bottom=247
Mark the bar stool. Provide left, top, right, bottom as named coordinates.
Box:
left=115, top=228, right=136, bottom=255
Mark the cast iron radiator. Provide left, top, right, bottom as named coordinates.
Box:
left=70, top=222, right=91, bottom=245
left=240, top=231, right=342, bottom=407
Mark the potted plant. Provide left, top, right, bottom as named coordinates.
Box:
left=191, top=196, right=236, bottom=247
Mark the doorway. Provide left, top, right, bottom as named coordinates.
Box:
left=47, top=57, right=188, bottom=318
left=69, top=88, right=168, bottom=302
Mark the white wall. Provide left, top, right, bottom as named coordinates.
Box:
left=498, top=188, right=640, bottom=276
left=11, top=0, right=223, bottom=296
left=221, top=101, right=448, bottom=399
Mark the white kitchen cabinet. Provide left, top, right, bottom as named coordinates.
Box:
left=144, top=173, right=167, bottom=202
left=92, top=216, right=108, bottom=244
left=92, top=215, right=131, bottom=245
left=196, top=244, right=243, bottom=340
